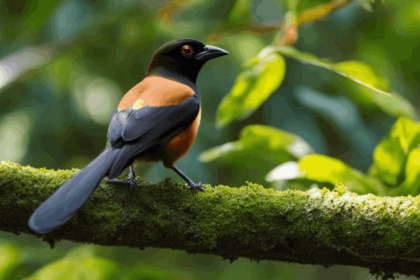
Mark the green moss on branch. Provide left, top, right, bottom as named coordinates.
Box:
left=1, top=161, right=420, bottom=279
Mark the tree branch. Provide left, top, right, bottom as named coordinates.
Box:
left=296, top=0, right=351, bottom=27
left=1, top=161, right=419, bottom=279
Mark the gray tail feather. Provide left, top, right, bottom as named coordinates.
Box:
left=28, top=148, right=120, bottom=234
left=108, top=141, right=156, bottom=180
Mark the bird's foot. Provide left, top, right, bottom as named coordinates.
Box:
left=111, top=175, right=138, bottom=191
left=187, top=181, right=206, bottom=192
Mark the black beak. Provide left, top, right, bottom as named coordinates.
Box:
left=195, top=45, right=229, bottom=61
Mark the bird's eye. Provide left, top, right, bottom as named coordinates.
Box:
left=181, top=45, right=194, bottom=56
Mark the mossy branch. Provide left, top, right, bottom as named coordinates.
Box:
left=1, top=161, right=420, bottom=279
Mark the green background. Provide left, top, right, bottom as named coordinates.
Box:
left=1, top=0, right=419, bottom=279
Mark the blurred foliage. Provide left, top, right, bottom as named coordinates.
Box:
left=0, top=242, right=19, bottom=280
left=216, top=52, right=285, bottom=128
left=26, top=246, right=120, bottom=280
left=200, top=125, right=313, bottom=185
left=369, top=117, right=420, bottom=186
left=2, top=0, right=420, bottom=279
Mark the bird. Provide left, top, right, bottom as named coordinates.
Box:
left=28, top=38, right=229, bottom=234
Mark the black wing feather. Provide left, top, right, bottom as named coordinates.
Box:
left=107, top=94, right=200, bottom=179
left=122, top=95, right=199, bottom=142
left=107, top=109, right=131, bottom=146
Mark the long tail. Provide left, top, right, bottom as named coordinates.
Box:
left=28, top=148, right=120, bottom=234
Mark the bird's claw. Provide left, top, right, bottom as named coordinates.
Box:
left=111, top=178, right=138, bottom=192
left=188, top=182, right=206, bottom=192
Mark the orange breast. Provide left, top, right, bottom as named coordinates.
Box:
left=118, top=76, right=195, bottom=110
left=162, top=109, right=201, bottom=168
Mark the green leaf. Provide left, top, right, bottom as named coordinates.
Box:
left=244, top=45, right=276, bottom=68
left=120, top=265, right=179, bottom=280
left=276, top=46, right=417, bottom=119
left=199, top=125, right=313, bottom=163
left=26, top=256, right=120, bottom=280
left=369, top=117, right=420, bottom=186
left=333, top=61, right=388, bottom=92
left=390, top=117, right=420, bottom=153
left=199, top=142, right=242, bottom=163
left=276, top=47, right=389, bottom=94
left=219, top=34, right=266, bottom=65
left=276, top=46, right=330, bottom=67
left=396, top=148, right=420, bottom=196
left=216, top=52, right=285, bottom=128
left=200, top=125, right=313, bottom=186
left=224, top=0, right=252, bottom=29
left=393, top=0, right=420, bottom=37
left=267, top=155, right=385, bottom=195
left=369, top=137, right=406, bottom=186
left=355, top=0, right=373, bottom=12
left=371, top=93, right=418, bottom=124
left=299, top=155, right=379, bottom=194
left=0, top=243, right=18, bottom=280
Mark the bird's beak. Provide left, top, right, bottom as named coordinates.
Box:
left=195, top=45, right=229, bottom=61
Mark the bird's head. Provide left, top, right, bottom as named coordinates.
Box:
left=146, top=39, right=229, bottom=83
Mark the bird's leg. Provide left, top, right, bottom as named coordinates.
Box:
left=171, top=165, right=205, bottom=192
left=111, top=165, right=138, bottom=191
left=128, top=165, right=136, bottom=182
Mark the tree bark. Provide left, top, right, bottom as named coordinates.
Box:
left=0, top=161, right=419, bottom=280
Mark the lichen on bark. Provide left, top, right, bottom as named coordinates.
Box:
left=1, top=161, right=420, bottom=280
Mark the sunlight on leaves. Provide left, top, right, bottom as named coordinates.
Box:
left=216, top=52, right=285, bottom=128
left=371, top=92, right=417, bottom=120
left=369, top=137, right=406, bottom=186
left=0, top=47, right=53, bottom=91
left=199, top=125, right=313, bottom=163
left=355, top=0, right=373, bottom=12
left=26, top=256, right=119, bottom=280
left=0, top=243, right=18, bottom=280
left=276, top=46, right=417, bottom=119
left=25, top=245, right=120, bottom=279
left=244, top=45, right=276, bottom=67
left=392, top=0, right=420, bottom=37
left=199, top=142, right=242, bottom=163
left=369, top=117, right=420, bottom=186
left=72, top=72, right=122, bottom=125
left=333, top=61, right=388, bottom=92
left=390, top=117, right=420, bottom=153
left=397, top=148, right=420, bottom=196
left=0, top=111, right=32, bottom=163
left=267, top=155, right=384, bottom=195
left=276, top=46, right=330, bottom=68
left=276, top=47, right=388, bottom=94
left=266, top=161, right=301, bottom=181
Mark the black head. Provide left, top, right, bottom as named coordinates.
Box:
left=146, top=39, right=229, bottom=84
